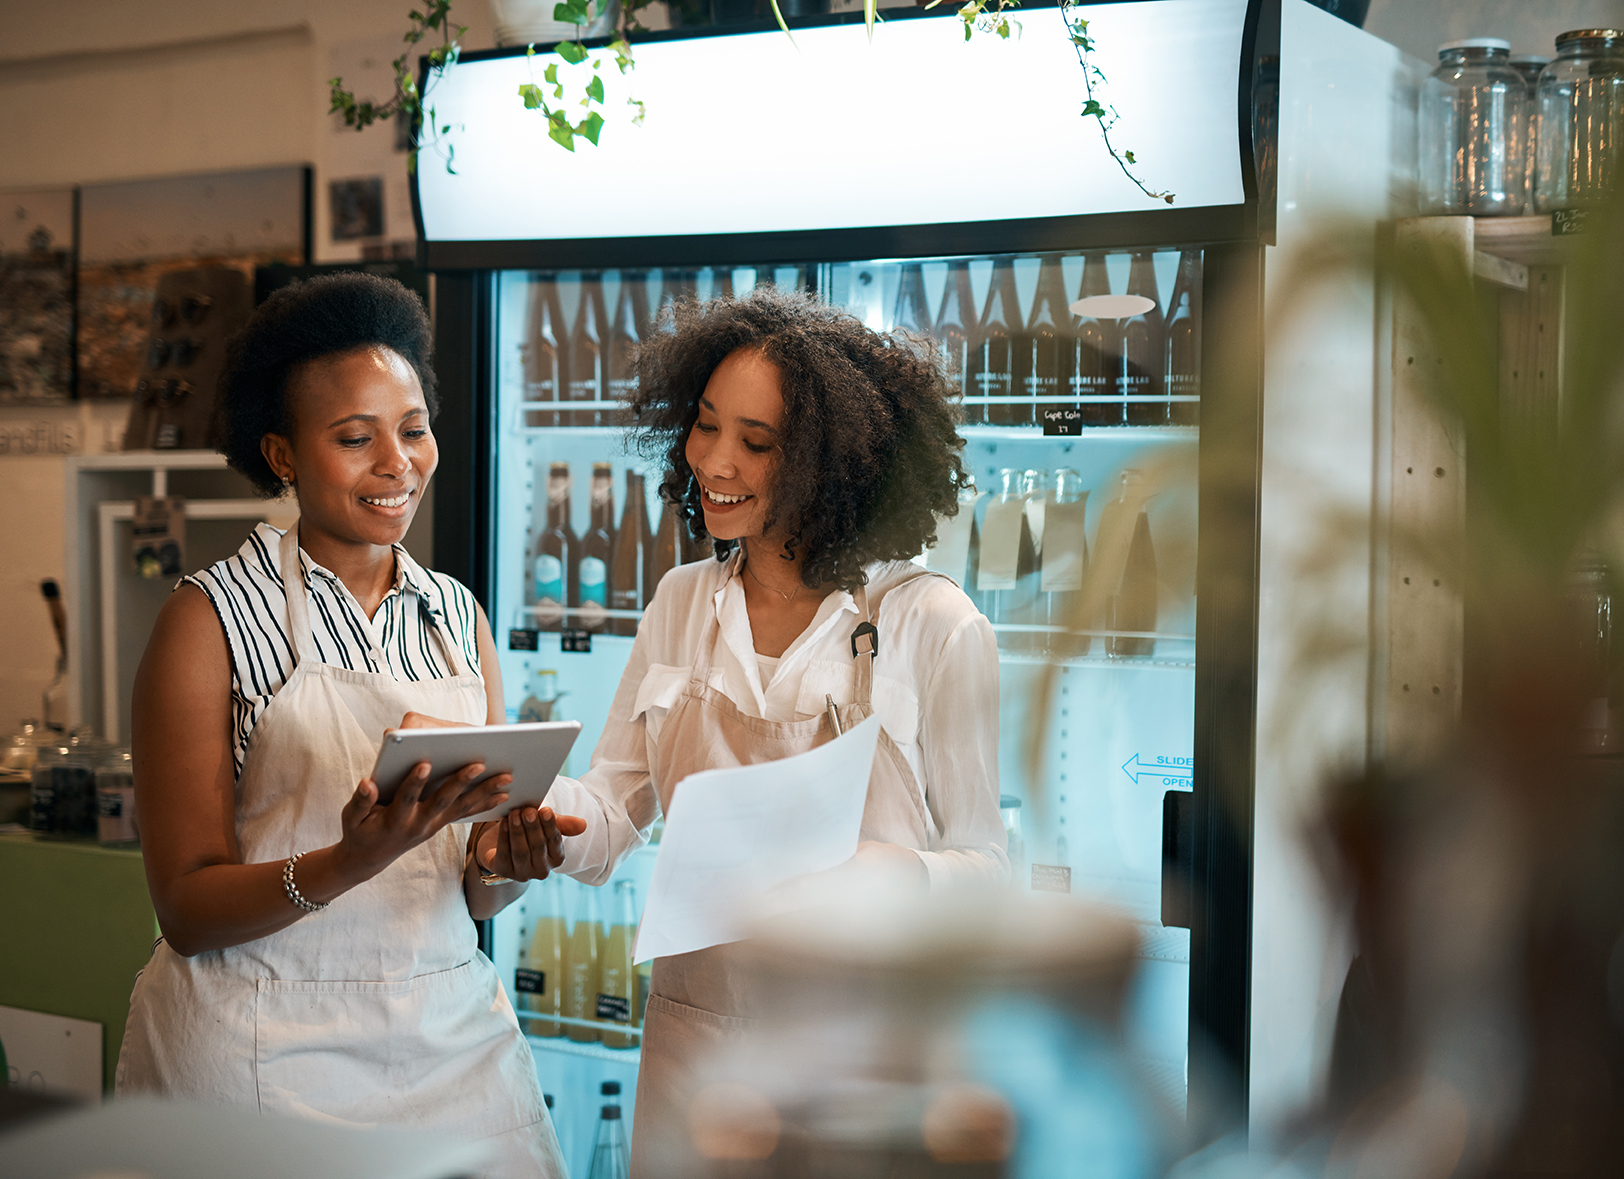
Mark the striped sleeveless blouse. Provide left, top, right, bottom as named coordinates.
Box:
left=182, top=522, right=484, bottom=777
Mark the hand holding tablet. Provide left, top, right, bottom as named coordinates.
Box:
left=370, top=720, right=582, bottom=824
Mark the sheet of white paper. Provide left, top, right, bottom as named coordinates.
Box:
left=633, top=713, right=882, bottom=963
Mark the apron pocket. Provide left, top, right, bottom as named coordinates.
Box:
left=254, top=959, right=542, bottom=1139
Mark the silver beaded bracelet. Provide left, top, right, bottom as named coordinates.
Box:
left=283, top=851, right=329, bottom=913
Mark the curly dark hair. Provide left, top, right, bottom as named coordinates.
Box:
left=630, top=284, right=971, bottom=592
left=216, top=272, right=437, bottom=497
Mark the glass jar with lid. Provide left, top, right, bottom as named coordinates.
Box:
left=96, top=746, right=138, bottom=846
left=1510, top=56, right=1551, bottom=212
left=1420, top=38, right=1531, bottom=216
left=1535, top=30, right=1624, bottom=212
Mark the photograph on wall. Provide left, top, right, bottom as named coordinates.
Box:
left=0, top=188, right=75, bottom=406
left=76, top=166, right=307, bottom=399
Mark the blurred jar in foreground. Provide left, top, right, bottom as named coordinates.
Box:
left=1536, top=29, right=1624, bottom=212
left=1421, top=38, right=1531, bottom=216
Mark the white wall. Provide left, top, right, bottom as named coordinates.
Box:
left=0, top=0, right=485, bottom=740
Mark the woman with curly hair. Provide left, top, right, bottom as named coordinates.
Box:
left=117, top=273, right=569, bottom=1178
left=542, top=284, right=1007, bottom=1172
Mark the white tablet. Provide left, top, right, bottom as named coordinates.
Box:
left=369, top=721, right=581, bottom=823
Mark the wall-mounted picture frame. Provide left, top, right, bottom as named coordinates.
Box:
left=0, top=187, right=76, bottom=406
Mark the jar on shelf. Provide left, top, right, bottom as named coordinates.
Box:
left=1510, top=55, right=1551, bottom=213
left=1420, top=38, right=1532, bottom=216
left=96, top=746, right=138, bottom=846
left=1535, top=29, right=1624, bottom=212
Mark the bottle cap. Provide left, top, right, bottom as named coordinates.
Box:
left=999, top=795, right=1023, bottom=809
left=601, top=1105, right=622, bottom=1119
left=601, top=1080, right=622, bottom=1095
left=1439, top=37, right=1511, bottom=54
left=1556, top=29, right=1624, bottom=48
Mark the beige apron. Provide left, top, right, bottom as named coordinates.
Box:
left=630, top=564, right=941, bottom=1176
left=117, top=524, right=565, bottom=1179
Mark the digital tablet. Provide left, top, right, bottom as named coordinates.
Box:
left=369, top=721, right=581, bottom=823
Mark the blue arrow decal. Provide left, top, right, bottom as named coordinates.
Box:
left=1121, top=754, right=1194, bottom=784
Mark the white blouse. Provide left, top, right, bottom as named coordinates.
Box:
left=550, top=551, right=1008, bottom=889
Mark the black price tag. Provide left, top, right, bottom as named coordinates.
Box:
left=1553, top=208, right=1591, bottom=237
left=1031, top=864, right=1072, bottom=894
left=596, top=993, right=631, bottom=1022
left=514, top=968, right=546, bottom=995
left=1041, top=405, right=1084, bottom=436
left=508, top=628, right=541, bottom=652
left=561, top=628, right=592, bottom=653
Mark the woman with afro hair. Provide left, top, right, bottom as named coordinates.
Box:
left=541, top=284, right=1008, bottom=1173
left=116, top=273, right=569, bottom=1178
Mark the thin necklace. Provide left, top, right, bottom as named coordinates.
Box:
left=744, top=557, right=800, bottom=603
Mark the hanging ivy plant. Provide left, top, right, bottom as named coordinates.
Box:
left=329, top=0, right=1173, bottom=203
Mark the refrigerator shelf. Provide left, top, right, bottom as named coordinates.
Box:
left=991, top=625, right=1194, bottom=641
left=518, top=1010, right=643, bottom=1040
left=524, top=1034, right=641, bottom=1064
left=997, top=653, right=1195, bottom=671
left=518, top=605, right=646, bottom=622
left=958, top=424, right=1198, bottom=442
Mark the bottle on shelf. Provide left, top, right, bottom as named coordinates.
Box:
left=586, top=1082, right=630, bottom=1179
left=598, top=880, right=639, bottom=1048
left=1023, top=255, right=1074, bottom=431
left=534, top=463, right=575, bottom=633
left=565, top=882, right=602, bottom=1043
left=652, top=268, right=695, bottom=334
left=1093, top=470, right=1158, bottom=658
left=1073, top=252, right=1122, bottom=425
left=569, top=275, right=609, bottom=427
left=1041, top=468, right=1090, bottom=657
left=578, top=463, right=615, bottom=636
left=1120, top=252, right=1167, bottom=425
left=971, top=259, right=1019, bottom=426
left=1164, top=250, right=1202, bottom=426
left=891, top=261, right=932, bottom=335
left=522, top=876, right=568, bottom=1037
left=1000, top=795, right=1026, bottom=888
left=609, top=470, right=650, bottom=637
left=707, top=266, right=735, bottom=302
left=978, top=469, right=1036, bottom=649
left=522, top=278, right=565, bottom=428
left=1006, top=470, right=1048, bottom=651
left=649, top=497, right=681, bottom=605
left=935, top=259, right=978, bottom=420
left=518, top=668, right=563, bottom=723
left=603, top=272, right=643, bottom=428
left=924, top=479, right=980, bottom=590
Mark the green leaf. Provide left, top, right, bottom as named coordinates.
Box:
left=548, top=122, right=576, bottom=150
left=1081, top=99, right=1105, bottom=118
left=558, top=40, right=588, bottom=64
left=527, top=44, right=537, bottom=57
left=519, top=83, right=545, bottom=109
left=585, top=74, right=605, bottom=102
left=553, top=2, right=576, bottom=20
left=628, top=97, right=647, bottom=126
left=1124, top=150, right=1136, bottom=163
left=997, top=18, right=1009, bottom=37
left=963, top=21, right=972, bottom=40
left=544, top=62, right=559, bottom=84
left=576, top=111, right=605, bottom=145
left=864, top=0, right=876, bottom=41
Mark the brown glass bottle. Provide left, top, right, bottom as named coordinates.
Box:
left=973, top=259, right=1019, bottom=425
left=569, top=276, right=608, bottom=427
left=648, top=497, right=681, bottom=605
left=609, top=470, right=650, bottom=637
left=577, top=463, right=615, bottom=635
left=892, top=262, right=932, bottom=334
left=1022, top=256, right=1073, bottom=431
left=1165, top=250, right=1202, bottom=426
left=523, top=278, right=565, bottom=428
left=604, top=273, right=642, bottom=428
left=935, top=260, right=977, bottom=422
left=534, top=463, right=574, bottom=632
left=1073, top=253, right=1121, bottom=425
left=1119, top=252, right=1166, bottom=425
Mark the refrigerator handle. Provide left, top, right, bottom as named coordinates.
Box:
left=1161, top=789, right=1195, bottom=929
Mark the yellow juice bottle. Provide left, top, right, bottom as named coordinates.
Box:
left=522, top=877, right=567, bottom=1037
left=598, top=880, right=638, bottom=1048
left=564, top=882, right=602, bottom=1043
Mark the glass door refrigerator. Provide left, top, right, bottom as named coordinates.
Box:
left=413, top=0, right=1421, bottom=1166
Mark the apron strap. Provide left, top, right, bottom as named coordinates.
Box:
left=687, top=552, right=737, bottom=690
left=850, top=583, right=875, bottom=706
left=277, top=523, right=323, bottom=668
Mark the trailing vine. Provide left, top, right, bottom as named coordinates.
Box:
left=1059, top=0, right=1175, bottom=203
left=329, top=0, right=1173, bottom=204
left=328, top=0, right=466, bottom=174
